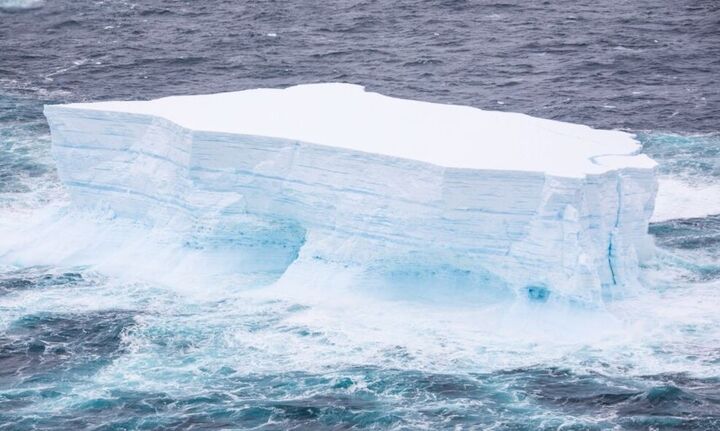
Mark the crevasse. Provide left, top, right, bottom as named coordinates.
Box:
left=43, top=83, right=658, bottom=306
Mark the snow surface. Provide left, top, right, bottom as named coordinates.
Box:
left=64, top=83, right=654, bottom=178
left=43, top=84, right=659, bottom=306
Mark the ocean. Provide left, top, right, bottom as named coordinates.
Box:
left=1, top=1, right=719, bottom=429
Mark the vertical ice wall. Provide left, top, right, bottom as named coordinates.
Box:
left=44, top=84, right=657, bottom=306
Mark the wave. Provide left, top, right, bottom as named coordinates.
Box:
left=1, top=121, right=719, bottom=429
left=653, top=178, right=720, bottom=222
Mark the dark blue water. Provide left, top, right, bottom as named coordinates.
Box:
left=1, top=1, right=720, bottom=429
left=2, top=0, right=719, bottom=132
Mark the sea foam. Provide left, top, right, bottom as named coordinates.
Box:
left=38, top=83, right=658, bottom=306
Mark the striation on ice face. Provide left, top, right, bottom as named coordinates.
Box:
left=44, top=83, right=658, bottom=306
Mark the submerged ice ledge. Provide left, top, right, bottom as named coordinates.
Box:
left=44, top=83, right=658, bottom=306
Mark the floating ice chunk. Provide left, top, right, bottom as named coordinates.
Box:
left=0, top=0, right=44, bottom=10
left=44, top=83, right=658, bottom=306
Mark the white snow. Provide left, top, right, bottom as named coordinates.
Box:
left=43, top=83, right=659, bottom=306
left=653, top=178, right=720, bottom=222
left=63, top=83, right=654, bottom=178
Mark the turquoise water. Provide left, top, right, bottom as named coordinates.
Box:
left=2, top=0, right=720, bottom=427
left=1, top=93, right=719, bottom=428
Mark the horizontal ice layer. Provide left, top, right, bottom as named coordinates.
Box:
left=44, top=83, right=658, bottom=305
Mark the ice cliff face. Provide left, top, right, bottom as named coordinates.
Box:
left=44, top=83, right=657, bottom=306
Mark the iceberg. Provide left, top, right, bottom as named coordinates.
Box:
left=43, top=83, right=657, bottom=305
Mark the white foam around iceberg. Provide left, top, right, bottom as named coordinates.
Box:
left=43, top=83, right=658, bottom=306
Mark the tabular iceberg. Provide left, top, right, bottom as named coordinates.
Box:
left=44, top=83, right=657, bottom=306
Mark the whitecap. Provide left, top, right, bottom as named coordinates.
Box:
left=0, top=0, right=44, bottom=10
left=652, top=177, right=720, bottom=222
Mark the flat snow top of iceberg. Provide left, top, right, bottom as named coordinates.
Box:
left=57, top=83, right=655, bottom=177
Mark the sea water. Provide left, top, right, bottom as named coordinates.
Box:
left=1, top=1, right=719, bottom=429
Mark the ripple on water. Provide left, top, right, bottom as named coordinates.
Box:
left=0, top=268, right=83, bottom=296
left=0, top=310, right=136, bottom=387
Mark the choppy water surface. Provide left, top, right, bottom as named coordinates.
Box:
left=1, top=1, right=720, bottom=429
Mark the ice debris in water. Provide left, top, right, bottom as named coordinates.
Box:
left=0, top=0, right=44, bottom=11
left=39, top=83, right=658, bottom=307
